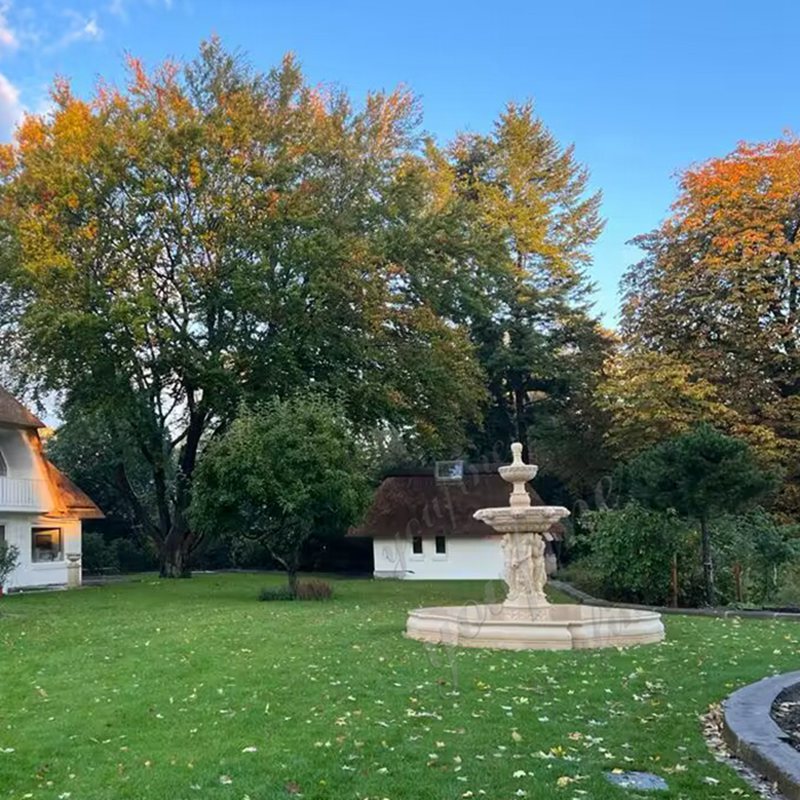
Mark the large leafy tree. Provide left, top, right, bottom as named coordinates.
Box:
left=190, top=396, right=370, bottom=594
left=597, top=347, right=782, bottom=463
left=449, top=103, right=611, bottom=491
left=598, top=348, right=729, bottom=458
left=0, top=41, right=488, bottom=575
left=621, top=136, right=800, bottom=508
left=626, top=425, right=775, bottom=605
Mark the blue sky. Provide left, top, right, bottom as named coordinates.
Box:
left=0, top=0, right=798, bottom=323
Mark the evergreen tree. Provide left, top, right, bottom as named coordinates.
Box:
left=627, top=425, right=776, bottom=605
left=449, top=103, right=611, bottom=492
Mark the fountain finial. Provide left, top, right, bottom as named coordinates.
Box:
left=498, top=442, right=538, bottom=508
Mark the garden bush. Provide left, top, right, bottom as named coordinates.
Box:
left=258, top=585, right=296, bottom=602
left=775, top=561, right=800, bottom=608
left=0, top=541, right=19, bottom=592
left=570, top=503, right=799, bottom=608
left=81, top=532, right=121, bottom=575
left=578, top=503, right=699, bottom=605
left=113, top=535, right=159, bottom=573
left=712, top=508, right=800, bottom=605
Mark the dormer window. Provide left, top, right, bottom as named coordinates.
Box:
left=435, top=460, right=463, bottom=483
left=0, top=449, right=6, bottom=477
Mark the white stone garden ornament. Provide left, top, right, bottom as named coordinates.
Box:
left=405, top=443, right=665, bottom=650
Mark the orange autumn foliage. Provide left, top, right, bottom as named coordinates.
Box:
left=672, top=137, right=800, bottom=267
left=620, top=134, right=800, bottom=513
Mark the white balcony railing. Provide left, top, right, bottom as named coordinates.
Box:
left=0, top=477, right=49, bottom=511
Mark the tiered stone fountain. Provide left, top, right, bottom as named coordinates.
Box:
left=405, top=443, right=665, bottom=650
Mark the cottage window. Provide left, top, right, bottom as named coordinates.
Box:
left=0, top=449, right=6, bottom=477
left=0, top=525, right=5, bottom=544
left=435, top=535, right=447, bottom=555
left=31, top=527, right=62, bottom=562
left=435, top=460, right=463, bottom=483
left=411, top=536, right=423, bottom=555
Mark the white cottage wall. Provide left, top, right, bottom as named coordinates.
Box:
left=0, top=429, right=52, bottom=512
left=373, top=535, right=504, bottom=581
left=0, top=428, right=37, bottom=474
left=1, top=513, right=82, bottom=590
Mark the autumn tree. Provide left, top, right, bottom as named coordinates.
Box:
left=621, top=136, right=800, bottom=510
left=448, top=103, right=611, bottom=491
left=597, top=347, right=781, bottom=463
left=0, top=41, right=489, bottom=575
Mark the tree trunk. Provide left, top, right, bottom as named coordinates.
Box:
left=733, top=562, right=743, bottom=603
left=287, top=568, right=298, bottom=597
left=268, top=546, right=302, bottom=597
left=700, top=516, right=715, bottom=606
left=670, top=552, right=678, bottom=608
left=160, top=528, right=192, bottom=578
left=158, top=406, right=206, bottom=578
left=514, top=385, right=526, bottom=450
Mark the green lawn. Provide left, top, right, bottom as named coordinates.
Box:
left=1, top=574, right=797, bottom=800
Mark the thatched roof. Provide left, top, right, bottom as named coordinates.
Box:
left=0, top=386, right=44, bottom=429
left=350, top=465, right=564, bottom=540
left=44, top=461, right=105, bottom=520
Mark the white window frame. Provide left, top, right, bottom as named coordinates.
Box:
left=0, top=448, right=7, bottom=477
left=410, top=535, right=424, bottom=561
left=433, top=534, right=448, bottom=560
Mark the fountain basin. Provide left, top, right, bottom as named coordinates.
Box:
left=406, top=602, right=665, bottom=650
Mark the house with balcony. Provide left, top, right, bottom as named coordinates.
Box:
left=0, top=387, right=102, bottom=590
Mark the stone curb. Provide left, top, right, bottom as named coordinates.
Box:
left=721, top=671, right=800, bottom=800
left=549, top=580, right=800, bottom=621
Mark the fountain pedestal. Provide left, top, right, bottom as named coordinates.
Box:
left=405, top=444, right=665, bottom=650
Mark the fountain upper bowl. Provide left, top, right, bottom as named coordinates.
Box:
left=474, top=505, right=570, bottom=534
left=498, top=463, right=538, bottom=484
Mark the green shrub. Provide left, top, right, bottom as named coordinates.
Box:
left=0, top=541, right=19, bottom=590
left=113, top=536, right=158, bottom=573
left=579, top=503, right=697, bottom=605
left=572, top=503, right=799, bottom=608
left=258, top=585, right=296, bottom=602
left=624, top=424, right=776, bottom=605
left=81, top=532, right=121, bottom=575
left=712, top=508, right=800, bottom=605
left=774, top=561, right=800, bottom=608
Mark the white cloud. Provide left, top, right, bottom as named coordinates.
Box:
left=0, top=3, right=18, bottom=52
left=82, top=16, right=102, bottom=39
left=51, top=11, right=103, bottom=51
left=108, top=0, right=174, bottom=20
left=0, top=71, right=23, bottom=141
